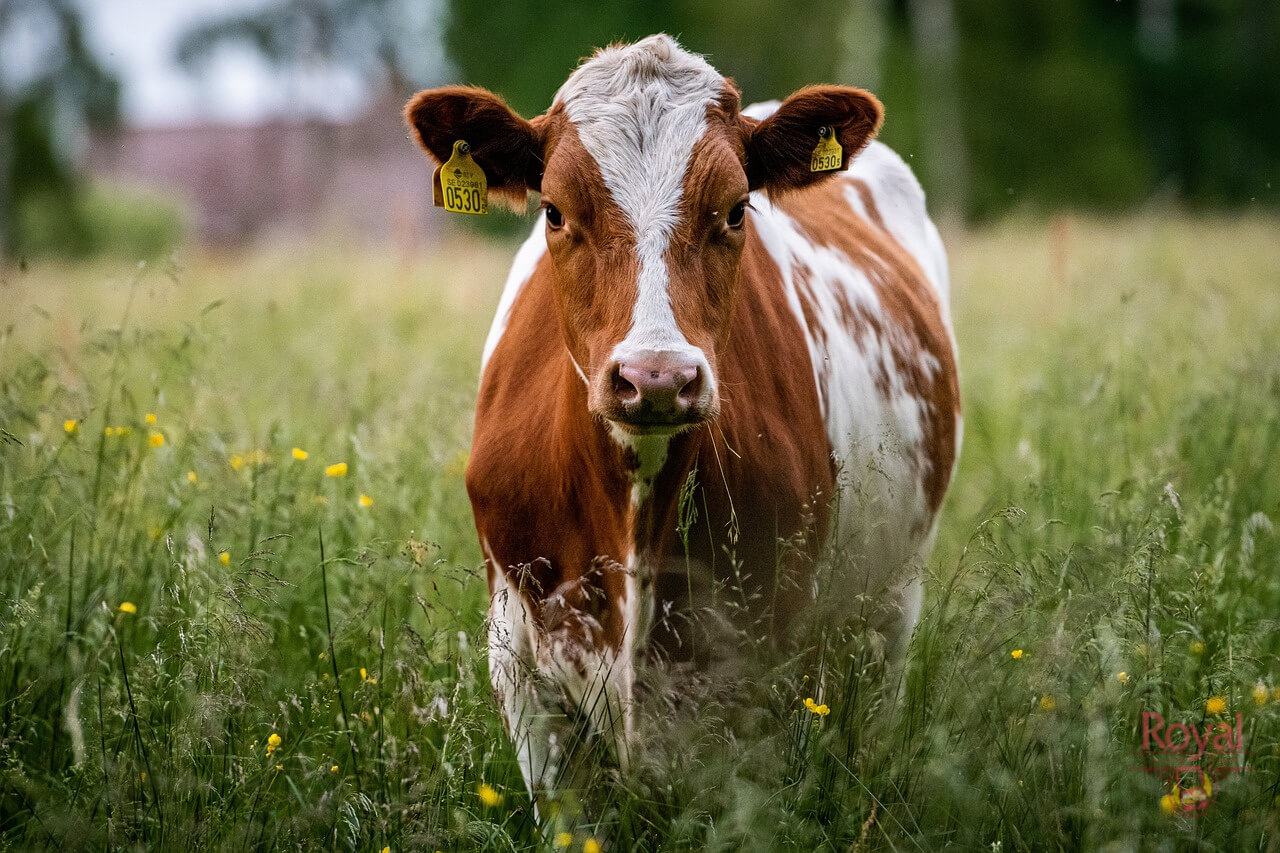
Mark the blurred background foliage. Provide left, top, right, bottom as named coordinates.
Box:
left=0, top=0, right=121, bottom=256
left=1, top=0, right=1277, bottom=257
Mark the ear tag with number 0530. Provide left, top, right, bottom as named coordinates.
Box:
left=810, top=125, right=843, bottom=172
left=434, top=140, right=488, bottom=215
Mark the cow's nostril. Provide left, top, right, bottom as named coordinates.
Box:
left=611, top=363, right=640, bottom=405
left=676, top=366, right=703, bottom=408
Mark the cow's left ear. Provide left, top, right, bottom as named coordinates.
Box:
left=404, top=85, right=546, bottom=205
left=741, top=85, right=883, bottom=193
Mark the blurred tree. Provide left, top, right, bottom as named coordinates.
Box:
left=906, top=0, right=969, bottom=213
left=441, top=0, right=853, bottom=117
left=945, top=0, right=1153, bottom=216
left=0, top=0, right=120, bottom=257
left=175, top=0, right=1279, bottom=220
left=176, top=0, right=448, bottom=109
left=1135, top=0, right=1280, bottom=207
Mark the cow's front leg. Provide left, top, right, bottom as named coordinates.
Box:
left=487, top=560, right=646, bottom=804
left=540, top=565, right=642, bottom=774
left=488, top=569, right=568, bottom=799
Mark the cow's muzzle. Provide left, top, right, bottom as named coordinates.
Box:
left=594, top=349, right=717, bottom=432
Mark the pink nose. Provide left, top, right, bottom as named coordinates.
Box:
left=608, top=353, right=705, bottom=425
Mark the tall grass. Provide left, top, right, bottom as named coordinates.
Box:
left=1, top=216, right=1279, bottom=849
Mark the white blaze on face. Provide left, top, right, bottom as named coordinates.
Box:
left=554, top=34, right=721, bottom=380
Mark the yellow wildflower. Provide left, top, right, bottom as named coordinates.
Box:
left=1190, top=640, right=1206, bottom=655
left=1010, top=649, right=1023, bottom=659
left=229, top=453, right=244, bottom=471
left=266, top=733, right=282, bottom=754
left=64, top=419, right=77, bottom=434
left=358, top=494, right=373, bottom=508
left=275, top=764, right=283, bottom=771
left=118, top=601, right=137, bottom=615
left=1206, top=696, right=1227, bottom=715
left=219, top=551, right=231, bottom=566
left=381, top=848, right=390, bottom=853
left=325, top=462, right=348, bottom=477
left=803, top=697, right=830, bottom=716
left=477, top=782, right=502, bottom=808
left=148, top=432, right=164, bottom=448
left=583, top=840, right=601, bottom=853
left=292, top=447, right=308, bottom=461
left=1039, top=694, right=1057, bottom=712
left=1160, top=792, right=1180, bottom=814
left=330, top=764, right=339, bottom=773
left=1116, top=671, right=1129, bottom=683
left=1253, top=682, right=1269, bottom=707
left=145, top=413, right=157, bottom=425
left=553, top=832, right=573, bottom=849
left=361, top=667, right=377, bottom=684
left=187, top=471, right=198, bottom=484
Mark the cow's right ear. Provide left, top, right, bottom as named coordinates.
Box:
left=404, top=86, right=545, bottom=204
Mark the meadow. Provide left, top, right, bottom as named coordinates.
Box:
left=2, top=215, right=1279, bottom=850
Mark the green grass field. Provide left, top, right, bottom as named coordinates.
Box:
left=2, top=215, right=1280, bottom=850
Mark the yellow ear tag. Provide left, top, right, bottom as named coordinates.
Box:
left=810, top=125, right=843, bottom=172
left=435, top=140, right=488, bottom=215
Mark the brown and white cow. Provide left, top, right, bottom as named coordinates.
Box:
left=405, top=34, right=960, bottom=797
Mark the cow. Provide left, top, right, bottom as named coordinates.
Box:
left=404, top=34, right=961, bottom=800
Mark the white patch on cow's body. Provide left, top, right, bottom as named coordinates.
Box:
left=745, top=103, right=959, bottom=602
left=481, top=215, right=547, bottom=370
left=740, top=99, right=781, bottom=120
left=555, top=34, right=719, bottom=388
left=845, top=141, right=952, bottom=314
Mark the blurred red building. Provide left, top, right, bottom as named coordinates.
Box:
left=87, top=92, right=446, bottom=246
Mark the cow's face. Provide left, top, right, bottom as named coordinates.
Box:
left=406, top=36, right=882, bottom=436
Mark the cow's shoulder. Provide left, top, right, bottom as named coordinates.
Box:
left=844, top=141, right=949, bottom=305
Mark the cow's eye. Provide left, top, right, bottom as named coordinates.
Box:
left=726, top=200, right=747, bottom=229
left=544, top=204, right=564, bottom=230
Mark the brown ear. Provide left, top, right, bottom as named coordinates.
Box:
left=404, top=86, right=545, bottom=205
left=742, top=85, right=883, bottom=193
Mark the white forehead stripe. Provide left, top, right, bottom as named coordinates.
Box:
left=555, top=35, right=723, bottom=356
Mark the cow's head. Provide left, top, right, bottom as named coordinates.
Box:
left=406, top=35, right=882, bottom=436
